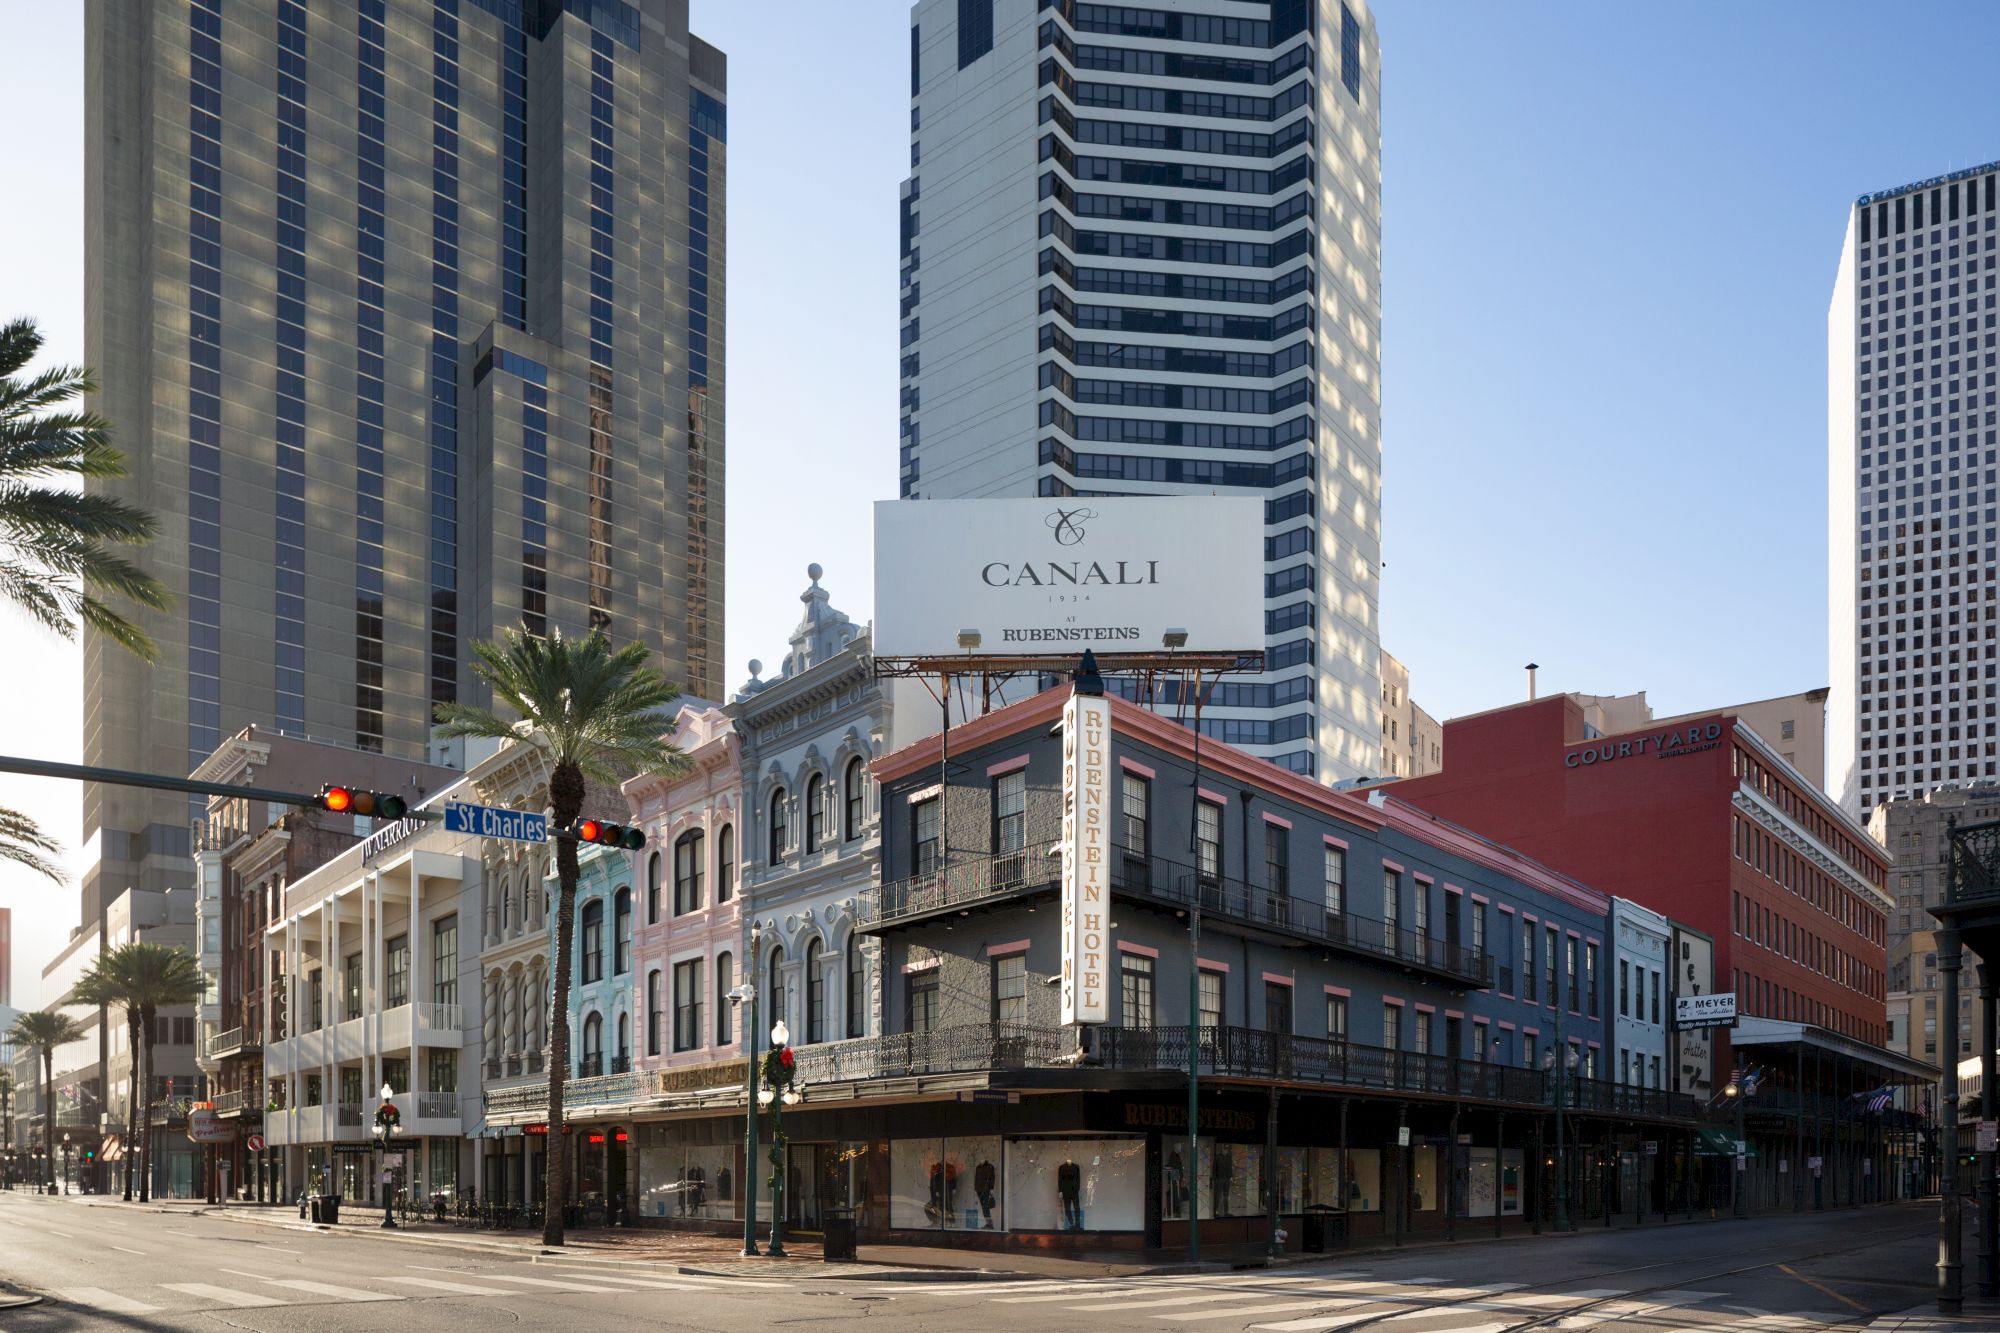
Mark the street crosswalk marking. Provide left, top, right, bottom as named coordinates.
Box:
left=160, top=1283, right=287, bottom=1308
left=996, top=1286, right=1156, bottom=1303
left=258, top=1277, right=404, bottom=1303
left=53, top=1287, right=160, bottom=1315
left=381, top=1276, right=517, bottom=1297
left=476, top=1272, right=622, bottom=1294
left=1173, top=1298, right=1378, bottom=1323
left=1068, top=1289, right=1347, bottom=1313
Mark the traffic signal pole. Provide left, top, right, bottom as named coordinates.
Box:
left=0, top=755, right=447, bottom=822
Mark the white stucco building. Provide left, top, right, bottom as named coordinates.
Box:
left=1609, top=898, right=1670, bottom=1091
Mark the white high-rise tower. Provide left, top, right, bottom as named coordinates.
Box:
left=899, top=0, right=1384, bottom=782
left=1829, top=162, right=2000, bottom=818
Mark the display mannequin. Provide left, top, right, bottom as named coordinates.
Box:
left=1057, top=1158, right=1082, bottom=1230
left=1164, top=1149, right=1186, bottom=1219
left=974, top=1158, right=997, bottom=1228
left=1214, top=1147, right=1235, bottom=1217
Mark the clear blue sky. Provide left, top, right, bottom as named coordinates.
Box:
left=2, top=0, right=1998, bottom=1000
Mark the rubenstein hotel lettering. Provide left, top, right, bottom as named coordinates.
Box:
left=1061, top=693, right=1111, bottom=1024
left=1564, top=721, right=1726, bottom=769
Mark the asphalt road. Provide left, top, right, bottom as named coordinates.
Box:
left=0, top=1191, right=1965, bottom=1331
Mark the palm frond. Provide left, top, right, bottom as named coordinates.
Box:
left=0, top=804, right=64, bottom=883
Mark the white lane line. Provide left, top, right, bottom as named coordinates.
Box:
left=1251, top=1311, right=1391, bottom=1333
left=894, top=1279, right=1119, bottom=1295
left=533, top=1266, right=784, bottom=1290
left=45, top=1229, right=75, bottom=1239
left=107, top=1245, right=147, bottom=1256
left=161, top=1283, right=287, bottom=1308
left=995, top=1286, right=1156, bottom=1304
left=53, top=1287, right=161, bottom=1314
left=1078, top=1291, right=1367, bottom=1314
left=259, top=1278, right=403, bottom=1303
left=537, top=1273, right=707, bottom=1291
left=1176, top=1298, right=1382, bottom=1323
left=381, top=1276, right=516, bottom=1296
left=475, top=1273, right=615, bottom=1294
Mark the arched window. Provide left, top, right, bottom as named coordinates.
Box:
left=846, top=941, right=866, bottom=1039
left=674, top=830, right=705, bottom=915
left=768, top=788, right=788, bottom=864
left=613, top=887, right=632, bottom=974
left=580, top=900, right=604, bottom=983
left=717, top=825, right=735, bottom=903
left=501, top=875, right=514, bottom=932
left=646, top=970, right=662, bottom=1056
left=582, top=1010, right=603, bottom=1077
left=806, top=938, right=825, bottom=1044
left=715, top=951, right=734, bottom=1045
left=646, top=851, right=662, bottom=924
left=844, top=757, right=867, bottom=840
left=806, top=773, right=826, bottom=853
left=616, top=1011, right=630, bottom=1070
left=767, top=944, right=785, bottom=1032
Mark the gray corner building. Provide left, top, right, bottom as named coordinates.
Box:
left=81, top=0, right=725, bottom=924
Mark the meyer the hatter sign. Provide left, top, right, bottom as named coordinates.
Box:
left=872, top=497, right=1263, bottom=659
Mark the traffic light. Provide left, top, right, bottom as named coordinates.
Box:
left=314, top=785, right=408, bottom=820
left=83, top=1147, right=94, bottom=1163
left=573, top=818, right=646, bottom=850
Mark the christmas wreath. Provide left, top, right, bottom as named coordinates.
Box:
left=375, top=1100, right=401, bottom=1134
left=760, top=1044, right=796, bottom=1092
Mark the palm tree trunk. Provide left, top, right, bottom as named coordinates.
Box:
left=543, top=762, right=585, bottom=1246
left=137, top=1013, right=152, bottom=1203
left=123, top=1011, right=139, bottom=1200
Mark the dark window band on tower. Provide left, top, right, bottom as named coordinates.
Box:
left=354, top=0, right=388, bottom=750
left=187, top=0, right=225, bottom=775
left=686, top=88, right=725, bottom=687
left=911, top=23, right=920, bottom=95
left=429, top=0, right=463, bottom=706
left=272, top=0, right=310, bottom=737
left=1340, top=4, right=1361, bottom=99
left=959, top=0, right=993, bottom=68
left=586, top=28, right=618, bottom=636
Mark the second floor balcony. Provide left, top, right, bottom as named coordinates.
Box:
left=207, top=1026, right=259, bottom=1060
left=861, top=847, right=1493, bottom=990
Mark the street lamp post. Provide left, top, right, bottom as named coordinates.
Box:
left=1723, top=1070, right=1752, bottom=1219
left=374, top=1084, right=403, bottom=1229
left=61, top=1133, right=72, bottom=1196
left=761, top=1019, right=800, bottom=1258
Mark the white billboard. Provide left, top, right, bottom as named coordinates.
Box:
left=873, top=497, right=1264, bottom=659
left=1061, top=693, right=1111, bottom=1025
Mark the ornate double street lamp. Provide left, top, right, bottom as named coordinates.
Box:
left=758, top=1020, right=802, bottom=1257
left=1542, top=1039, right=1578, bottom=1231
left=374, top=1084, right=403, bottom=1229
left=61, top=1132, right=72, bottom=1196
left=732, top=922, right=763, bottom=1256
left=1723, top=1068, right=1757, bottom=1219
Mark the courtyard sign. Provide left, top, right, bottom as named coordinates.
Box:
left=1060, top=692, right=1111, bottom=1024
left=1564, top=721, right=1726, bottom=769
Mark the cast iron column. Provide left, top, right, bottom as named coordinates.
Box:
left=1940, top=921, right=1964, bottom=1314
left=1980, top=963, right=1997, bottom=1298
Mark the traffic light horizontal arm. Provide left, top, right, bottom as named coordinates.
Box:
left=0, top=755, right=443, bottom=822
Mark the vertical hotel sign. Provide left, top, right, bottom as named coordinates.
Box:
left=1061, top=693, right=1111, bottom=1024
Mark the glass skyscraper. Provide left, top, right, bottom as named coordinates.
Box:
left=81, top=0, right=726, bottom=923
left=899, top=0, right=1384, bottom=781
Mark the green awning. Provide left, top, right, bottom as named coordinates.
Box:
left=1694, top=1128, right=1758, bottom=1158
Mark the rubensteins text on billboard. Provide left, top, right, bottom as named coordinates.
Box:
left=1061, top=693, right=1111, bottom=1024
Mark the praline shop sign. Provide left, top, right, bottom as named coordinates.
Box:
left=1564, top=722, right=1726, bottom=769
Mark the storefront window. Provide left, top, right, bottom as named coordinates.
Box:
left=1007, top=1137, right=1144, bottom=1232
left=430, top=1139, right=458, bottom=1199
left=1345, top=1148, right=1383, bottom=1212
left=635, top=1124, right=736, bottom=1221
left=1411, top=1145, right=1439, bottom=1212
left=1217, top=1143, right=1261, bottom=1217
left=1161, top=1135, right=1210, bottom=1220
left=1276, top=1146, right=1305, bottom=1213
left=891, top=1135, right=1003, bottom=1231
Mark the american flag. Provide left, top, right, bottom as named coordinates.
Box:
left=1864, top=1085, right=1895, bottom=1113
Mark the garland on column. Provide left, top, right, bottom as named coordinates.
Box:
left=762, top=1046, right=796, bottom=1190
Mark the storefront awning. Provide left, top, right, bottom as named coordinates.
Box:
left=1693, top=1128, right=1758, bottom=1158
left=1730, top=1018, right=1939, bottom=1085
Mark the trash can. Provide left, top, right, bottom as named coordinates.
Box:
left=323, top=1194, right=341, bottom=1225
left=822, top=1207, right=857, bottom=1262
left=309, top=1196, right=324, bottom=1225
left=1301, top=1205, right=1343, bottom=1253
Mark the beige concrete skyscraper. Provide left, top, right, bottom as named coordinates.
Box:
left=898, top=0, right=1385, bottom=783
left=81, top=0, right=726, bottom=923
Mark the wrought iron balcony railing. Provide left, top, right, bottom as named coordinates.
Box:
left=867, top=849, right=1053, bottom=927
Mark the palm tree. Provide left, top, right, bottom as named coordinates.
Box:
left=435, top=627, right=684, bottom=1245
left=75, top=944, right=153, bottom=1200
left=9, top=1009, right=88, bottom=1194
left=1, top=315, right=169, bottom=883
left=118, top=944, right=204, bottom=1203
left=0, top=316, right=169, bottom=658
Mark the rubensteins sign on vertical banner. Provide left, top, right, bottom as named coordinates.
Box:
left=1062, top=692, right=1111, bottom=1024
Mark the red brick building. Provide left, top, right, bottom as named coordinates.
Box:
left=1394, top=696, right=1890, bottom=1060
